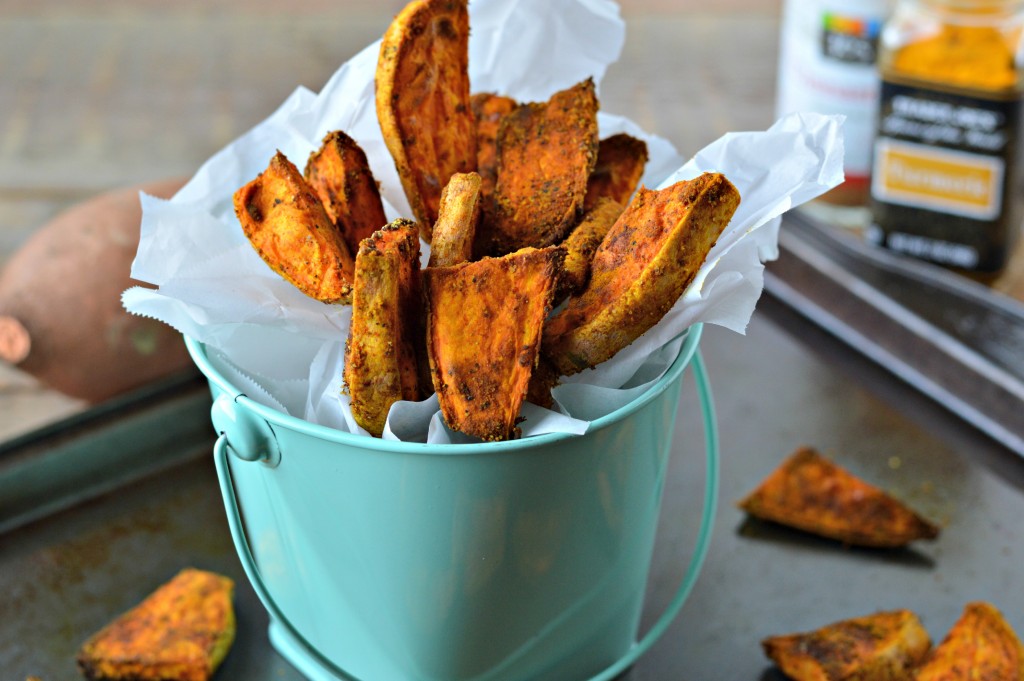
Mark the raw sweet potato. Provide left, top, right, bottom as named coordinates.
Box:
left=737, top=447, right=940, bottom=548
left=234, top=151, right=355, bottom=304
left=304, top=130, right=388, bottom=257
left=553, top=197, right=623, bottom=302
left=541, top=173, right=739, bottom=376
left=376, top=0, right=476, bottom=240
left=77, top=568, right=235, bottom=681
left=424, top=247, right=564, bottom=441
left=428, top=172, right=482, bottom=268
left=490, top=79, right=599, bottom=254
left=584, top=133, right=649, bottom=212
left=762, top=609, right=931, bottom=681
left=344, top=219, right=424, bottom=436
left=915, top=602, right=1024, bottom=680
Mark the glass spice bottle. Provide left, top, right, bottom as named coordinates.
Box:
left=869, top=0, right=1024, bottom=272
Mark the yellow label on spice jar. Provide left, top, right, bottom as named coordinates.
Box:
left=872, top=138, right=1004, bottom=220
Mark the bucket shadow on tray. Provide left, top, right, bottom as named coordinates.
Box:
left=735, top=517, right=937, bottom=570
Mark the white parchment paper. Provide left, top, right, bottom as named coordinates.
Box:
left=123, top=0, right=844, bottom=443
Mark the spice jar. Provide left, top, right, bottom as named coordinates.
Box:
left=869, top=0, right=1024, bottom=272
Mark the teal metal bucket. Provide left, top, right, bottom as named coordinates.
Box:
left=186, top=324, right=718, bottom=681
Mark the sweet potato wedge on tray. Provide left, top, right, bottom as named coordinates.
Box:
left=584, top=133, right=649, bottom=212
left=424, top=246, right=564, bottom=441
left=428, top=172, right=482, bottom=268
left=234, top=151, right=355, bottom=304
left=471, top=92, right=518, bottom=199
left=915, top=602, right=1024, bottom=680
left=376, top=0, right=476, bottom=240
left=554, top=197, right=623, bottom=302
left=77, top=568, right=235, bottom=681
left=762, top=609, right=931, bottom=681
left=542, top=173, right=739, bottom=377
left=738, top=447, right=940, bottom=548
left=305, top=130, right=388, bottom=257
left=344, top=219, right=424, bottom=437
left=490, top=79, right=599, bottom=254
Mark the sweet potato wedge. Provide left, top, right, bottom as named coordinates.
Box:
left=344, top=219, right=424, bottom=436
left=762, top=609, right=931, bottom=681
left=554, top=197, right=623, bottom=302
left=584, top=133, right=649, bottom=212
left=541, top=173, right=739, bottom=376
left=376, top=0, right=476, bottom=240
left=77, top=568, right=235, bottom=681
left=490, top=79, right=599, bottom=254
left=738, top=447, right=941, bottom=548
left=424, top=246, right=564, bottom=441
left=471, top=92, right=518, bottom=199
left=428, top=172, right=482, bottom=268
left=915, top=602, right=1024, bottom=680
left=305, top=130, right=388, bottom=257
left=234, top=151, right=355, bottom=304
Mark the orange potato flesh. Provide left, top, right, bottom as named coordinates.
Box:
left=77, top=568, right=235, bottom=681
left=915, top=602, right=1024, bottom=680
left=762, top=610, right=931, bottom=681
left=738, top=447, right=941, bottom=548
left=305, top=130, right=388, bottom=258
left=344, top=219, right=424, bottom=436
left=490, top=79, right=599, bottom=254
left=584, top=133, right=649, bottom=212
left=234, top=151, right=354, bottom=304
left=542, top=173, right=739, bottom=376
left=554, top=197, right=623, bottom=302
left=428, top=172, right=482, bottom=268
left=424, top=246, right=564, bottom=441
left=376, top=0, right=476, bottom=240
left=470, top=92, right=518, bottom=200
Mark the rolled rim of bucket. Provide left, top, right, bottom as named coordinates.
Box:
left=184, top=323, right=703, bottom=453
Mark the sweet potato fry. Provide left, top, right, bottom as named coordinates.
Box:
left=915, top=602, right=1024, bottom=680
left=77, top=568, right=235, bottom=681
left=344, top=219, right=424, bottom=437
left=428, top=172, right=482, bottom=268
left=738, top=447, right=941, bottom=548
left=471, top=92, right=518, bottom=199
left=490, top=79, right=599, bottom=254
left=554, top=197, right=623, bottom=302
left=424, top=246, right=564, bottom=441
left=584, top=133, right=649, bottom=212
left=541, top=173, right=739, bottom=376
left=376, top=0, right=476, bottom=240
left=762, top=609, right=931, bottom=681
left=234, top=151, right=355, bottom=303
left=304, top=130, right=388, bottom=257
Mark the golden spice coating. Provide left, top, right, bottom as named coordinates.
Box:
left=376, top=0, right=476, bottom=240
left=77, top=568, right=235, bottom=681
left=470, top=92, right=518, bottom=199
left=762, top=610, right=931, bottom=681
left=542, top=173, right=739, bottom=376
left=428, top=172, right=482, bottom=268
left=490, top=79, right=599, bottom=254
left=584, top=133, right=649, bottom=212
left=234, top=151, right=355, bottom=304
left=738, top=447, right=941, bottom=548
left=304, top=130, right=388, bottom=258
left=424, top=247, right=564, bottom=441
left=554, top=197, right=623, bottom=302
left=344, top=219, right=424, bottom=437
left=915, top=602, right=1024, bottom=680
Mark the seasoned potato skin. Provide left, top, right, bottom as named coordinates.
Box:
left=915, top=602, right=1024, bottom=681
left=554, top=197, right=623, bottom=302
left=77, top=568, right=235, bottom=681
left=425, top=246, right=564, bottom=441
left=542, top=173, right=739, bottom=376
left=738, top=447, right=940, bottom=547
left=584, top=133, right=649, bottom=212
left=376, top=0, right=476, bottom=240
left=428, top=172, right=482, bottom=268
left=490, top=79, right=599, bottom=254
left=762, top=610, right=931, bottom=681
left=234, top=151, right=355, bottom=304
left=344, top=219, right=424, bottom=436
left=305, top=130, right=388, bottom=257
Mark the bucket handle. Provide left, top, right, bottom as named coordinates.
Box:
left=213, top=351, right=719, bottom=681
